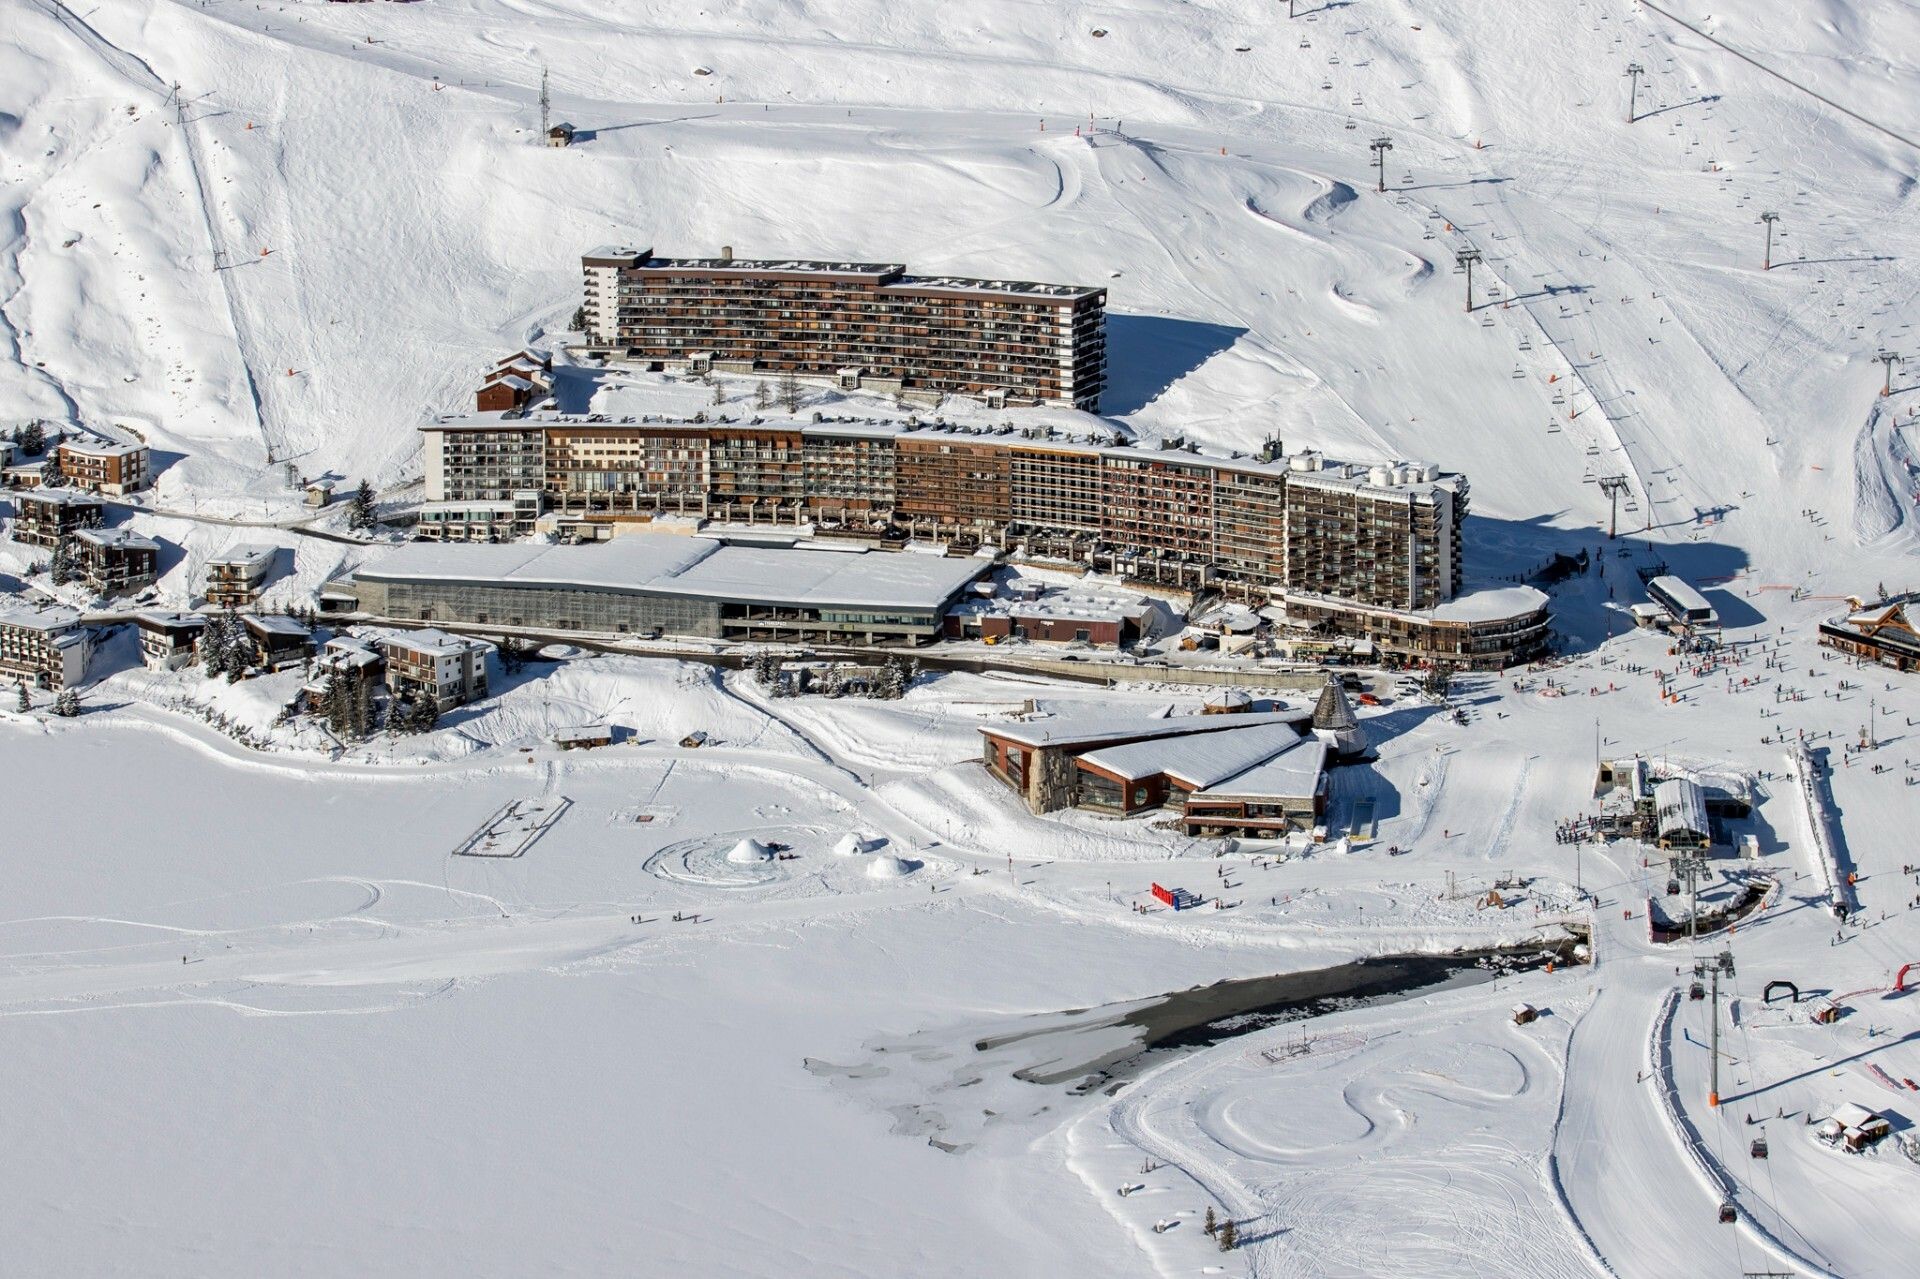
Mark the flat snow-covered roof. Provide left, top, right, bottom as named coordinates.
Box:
left=673, top=544, right=984, bottom=611
left=137, top=610, right=206, bottom=630
left=0, top=603, right=83, bottom=632
left=59, top=439, right=146, bottom=458
left=379, top=627, right=491, bottom=657
left=74, top=527, right=158, bottom=551
left=1430, top=584, right=1551, bottom=623
left=245, top=614, right=312, bottom=638
left=17, top=488, right=104, bottom=506
left=210, top=544, right=277, bottom=567
left=357, top=535, right=984, bottom=613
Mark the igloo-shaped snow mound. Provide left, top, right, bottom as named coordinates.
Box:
left=726, top=837, right=775, bottom=865
left=833, top=833, right=877, bottom=857
left=866, top=855, right=916, bottom=880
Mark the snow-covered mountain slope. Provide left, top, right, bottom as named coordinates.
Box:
left=5, top=0, right=1917, bottom=589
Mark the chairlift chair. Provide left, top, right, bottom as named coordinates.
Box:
left=1690, top=981, right=1706, bottom=1001
left=1718, top=1201, right=1737, bottom=1224
left=1750, top=1137, right=1768, bottom=1159
left=1667, top=878, right=1681, bottom=895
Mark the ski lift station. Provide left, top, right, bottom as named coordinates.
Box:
left=1645, top=575, right=1718, bottom=632
left=1590, top=758, right=1752, bottom=848
left=1652, top=778, right=1711, bottom=850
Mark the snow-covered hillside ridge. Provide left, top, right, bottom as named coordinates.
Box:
left=5, top=0, right=1918, bottom=596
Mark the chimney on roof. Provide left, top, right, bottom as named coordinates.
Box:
left=721, top=245, right=733, bottom=263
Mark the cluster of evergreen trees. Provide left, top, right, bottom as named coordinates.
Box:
left=387, top=694, right=440, bottom=736
left=12, top=681, right=79, bottom=717
left=1202, top=1207, right=1238, bottom=1251
left=311, top=671, right=437, bottom=741
left=750, top=652, right=918, bottom=700
left=200, top=612, right=254, bottom=682
left=48, top=535, right=77, bottom=587
left=9, top=421, right=47, bottom=456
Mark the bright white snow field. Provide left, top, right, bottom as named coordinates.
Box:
left=6, top=0, right=1920, bottom=1275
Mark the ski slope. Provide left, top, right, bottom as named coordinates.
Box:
left=4, top=0, right=1917, bottom=583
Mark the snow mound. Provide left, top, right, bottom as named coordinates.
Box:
left=833, top=832, right=877, bottom=857
left=726, top=838, right=775, bottom=865
left=865, top=855, right=918, bottom=880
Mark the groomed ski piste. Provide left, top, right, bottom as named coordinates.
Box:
left=5, top=1, right=1920, bottom=1275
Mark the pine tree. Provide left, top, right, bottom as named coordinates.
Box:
left=323, top=673, right=366, bottom=740
left=879, top=654, right=917, bottom=700
left=14, top=682, right=29, bottom=713
left=1218, top=1219, right=1237, bottom=1252
left=201, top=612, right=239, bottom=678
left=412, top=696, right=440, bottom=733
left=777, top=370, right=802, bottom=414
left=752, top=380, right=773, bottom=411
left=19, top=420, right=44, bottom=456
left=207, top=612, right=250, bottom=680
left=349, top=480, right=378, bottom=531
left=570, top=305, right=587, bottom=331
left=51, top=688, right=79, bottom=718
left=200, top=616, right=226, bottom=677
left=48, top=535, right=74, bottom=586
left=1204, top=1206, right=1217, bottom=1236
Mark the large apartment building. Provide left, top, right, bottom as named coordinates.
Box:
left=205, top=545, right=278, bottom=609
left=56, top=439, right=151, bottom=496
left=11, top=489, right=105, bottom=550
left=580, top=246, right=1107, bottom=409
left=422, top=415, right=1460, bottom=601
left=0, top=604, right=90, bottom=689
left=71, top=527, right=160, bottom=595
left=414, top=412, right=1547, bottom=666
left=379, top=629, right=491, bottom=712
